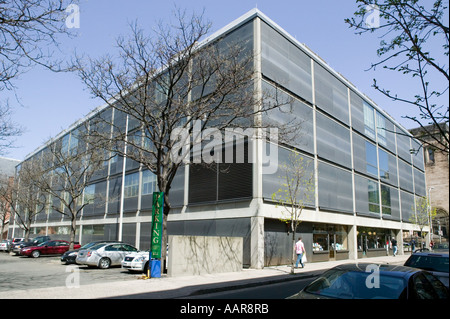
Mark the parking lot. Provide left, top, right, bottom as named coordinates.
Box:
left=0, top=252, right=142, bottom=292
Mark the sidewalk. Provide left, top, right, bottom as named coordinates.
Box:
left=0, top=254, right=410, bottom=299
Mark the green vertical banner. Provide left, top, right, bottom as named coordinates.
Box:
left=150, top=192, right=164, bottom=259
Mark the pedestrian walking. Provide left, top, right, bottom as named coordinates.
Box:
left=391, top=237, right=398, bottom=256
left=294, top=237, right=305, bottom=268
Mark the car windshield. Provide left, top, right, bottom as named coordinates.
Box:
left=305, top=269, right=407, bottom=299
left=405, top=255, right=449, bottom=273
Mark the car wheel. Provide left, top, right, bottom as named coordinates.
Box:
left=31, top=250, right=40, bottom=258
left=98, top=257, right=111, bottom=269
left=144, top=261, right=150, bottom=275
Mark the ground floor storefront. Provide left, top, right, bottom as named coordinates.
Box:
left=8, top=201, right=426, bottom=269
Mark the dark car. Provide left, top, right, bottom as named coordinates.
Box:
left=60, top=240, right=121, bottom=264
left=12, top=235, right=51, bottom=255
left=288, top=263, right=448, bottom=299
left=19, top=240, right=81, bottom=258
left=405, top=251, right=449, bottom=288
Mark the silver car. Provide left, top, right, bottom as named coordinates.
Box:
left=76, top=242, right=138, bottom=269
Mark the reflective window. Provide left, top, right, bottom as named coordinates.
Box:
left=365, top=141, right=378, bottom=177
left=142, top=170, right=157, bottom=196
left=364, top=102, right=376, bottom=140
left=124, top=172, right=139, bottom=198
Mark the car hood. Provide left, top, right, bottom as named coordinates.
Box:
left=125, top=251, right=149, bottom=258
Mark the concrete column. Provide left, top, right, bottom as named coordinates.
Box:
left=396, top=229, right=404, bottom=256
left=250, top=216, right=265, bottom=269
left=348, top=224, right=358, bottom=260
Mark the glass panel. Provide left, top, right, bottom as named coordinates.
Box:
left=316, top=112, right=352, bottom=168
left=364, top=102, right=375, bottom=140
left=124, top=172, right=139, bottom=198
left=365, top=141, right=378, bottom=177
left=314, top=62, right=349, bottom=125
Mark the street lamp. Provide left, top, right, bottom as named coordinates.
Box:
left=428, top=186, right=435, bottom=245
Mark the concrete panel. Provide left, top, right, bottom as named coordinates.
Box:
left=168, top=235, right=243, bottom=277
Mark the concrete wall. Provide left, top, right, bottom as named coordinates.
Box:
left=167, top=235, right=243, bottom=277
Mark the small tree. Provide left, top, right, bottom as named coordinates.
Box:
left=410, top=196, right=437, bottom=247
left=271, top=152, right=314, bottom=274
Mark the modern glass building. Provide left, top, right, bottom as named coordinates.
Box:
left=9, top=9, right=427, bottom=268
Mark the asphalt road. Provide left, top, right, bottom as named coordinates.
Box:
left=185, top=276, right=317, bottom=299
left=0, top=252, right=141, bottom=292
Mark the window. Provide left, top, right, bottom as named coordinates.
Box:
left=365, top=141, right=378, bottom=177
left=426, top=147, right=435, bottom=164
left=381, top=184, right=391, bottom=215
left=376, top=112, right=387, bottom=146
left=124, top=172, right=139, bottom=198
left=378, top=149, right=389, bottom=180
left=364, top=102, right=376, bottom=140
left=368, top=180, right=380, bottom=214
left=84, top=184, right=95, bottom=205
left=142, top=170, right=157, bottom=195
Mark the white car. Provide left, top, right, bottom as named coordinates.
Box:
left=76, top=242, right=138, bottom=269
left=0, top=240, right=11, bottom=252
left=121, top=250, right=150, bottom=273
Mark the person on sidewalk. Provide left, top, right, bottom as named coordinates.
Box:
left=391, top=237, right=398, bottom=256
left=295, top=237, right=305, bottom=268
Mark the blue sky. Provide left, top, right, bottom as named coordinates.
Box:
left=3, top=0, right=448, bottom=161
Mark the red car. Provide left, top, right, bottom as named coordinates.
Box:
left=20, top=240, right=81, bottom=258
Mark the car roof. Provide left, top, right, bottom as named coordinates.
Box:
left=412, top=251, right=449, bottom=257
left=331, top=263, right=420, bottom=278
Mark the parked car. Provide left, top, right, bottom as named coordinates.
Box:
left=12, top=236, right=50, bottom=255
left=288, top=263, right=448, bottom=299
left=60, top=240, right=121, bottom=264
left=0, top=239, right=12, bottom=252
left=404, top=251, right=449, bottom=288
left=432, top=243, right=449, bottom=252
left=76, top=242, right=138, bottom=269
left=121, top=250, right=150, bottom=273
left=20, top=240, right=81, bottom=258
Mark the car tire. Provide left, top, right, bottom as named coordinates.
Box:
left=31, top=250, right=40, bottom=258
left=98, top=257, right=111, bottom=269
left=143, top=261, right=149, bottom=275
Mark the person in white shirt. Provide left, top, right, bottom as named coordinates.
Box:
left=295, top=237, right=305, bottom=268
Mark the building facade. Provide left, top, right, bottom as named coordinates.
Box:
left=9, top=9, right=428, bottom=268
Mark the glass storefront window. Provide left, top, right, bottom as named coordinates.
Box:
left=312, top=224, right=348, bottom=252
left=335, top=225, right=348, bottom=251
left=313, top=234, right=328, bottom=251
left=358, top=227, right=390, bottom=250
left=313, top=224, right=328, bottom=251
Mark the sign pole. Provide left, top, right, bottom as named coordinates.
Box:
left=149, top=191, right=164, bottom=278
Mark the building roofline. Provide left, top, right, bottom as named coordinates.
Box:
left=22, top=8, right=418, bottom=162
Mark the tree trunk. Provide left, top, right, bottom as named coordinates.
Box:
left=291, top=223, right=296, bottom=274
left=69, top=213, right=77, bottom=250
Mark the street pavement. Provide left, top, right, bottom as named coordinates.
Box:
left=0, top=254, right=410, bottom=299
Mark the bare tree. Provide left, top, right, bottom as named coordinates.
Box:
left=2, top=159, right=47, bottom=241
left=34, top=130, right=109, bottom=249
left=0, top=0, right=77, bottom=153
left=345, top=0, right=449, bottom=154
left=0, top=101, right=23, bottom=155
left=0, top=175, right=14, bottom=238
left=74, top=9, right=291, bottom=264
left=271, top=152, right=314, bottom=274
left=0, top=0, right=77, bottom=90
